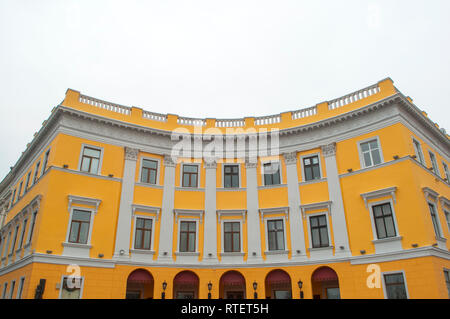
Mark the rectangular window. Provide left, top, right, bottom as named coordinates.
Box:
left=18, top=219, right=28, bottom=250
left=223, top=222, right=240, bottom=252
left=9, top=281, right=15, bottom=299
left=182, top=165, right=198, bottom=188
left=444, top=270, right=450, bottom=299
left=310, top=215, right=329, bottom=248
left=384, top=273, right=408, bottom=299
left=68, top=209, right=91, bottom=244
left=141, top=159, right=158, bottom=184
left=134, top=218, right=152, bottom=250
left=42, top=149, right=50, bottom=174
left=443, top=162, right=450, bottom=183
left=303, top=155, right=321, bottom=181
left=263, top=162, right=281, bottom=186
left=179, top=221, right=196, bottom=252
left=0, top=236, right=4, bottom=259
left=224, top=164, right=239, bottom=188
left=10, top=225, right=19, bottom=255
left=428, top=203, right=442, bottom=237
left=267, top=219, right=285, bottom=251
left=10, top=188, right=17, bottom=208
left=445, top=211, right=450, bottom=233
left=17, top=181, right=23, bottom=201
left=2, top=283, right=7, bottom=299
left=413, top=139, right=425, bottom=165
left=16, top=278, right=25, bottom=299
left=429, top=152, right=439, bottom=175
left=3, top=232, right=11, bottom=259
left=24, top=172, right=31, bottom=194
left=80, top=146, right=101, bottom=174
left=33, top=161, right=41, bottom=184
left=372, top=203, right=397, bottom=239
left=360, top=139, right=382, bottom=167
left=27, top=211, right=37, bottom=245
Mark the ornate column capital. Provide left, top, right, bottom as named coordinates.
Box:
left=321, top=143, right=337, bottom=158
left=245, top=157, right=258, bottom=169
left=124, top=147, right=139, bottom=161
left=204, top=159, right=217, bottom=169
left=282, top=151, right=298, bottom=165
left=163, top=154, right=178, bottom=167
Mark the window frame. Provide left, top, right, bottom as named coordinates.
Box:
left=132, top=215, right=155, bottom=251
left=428, top=151, right=440, bottom=176
left=16, top=277, right=25, bottom=299
left=41, top=148, right=51, bottom=176
left=9, top=280, right=15, bottom=299
left=222, top=164, right=240, bottom=188
left=442, top=161, right=450, bottom=183
left=180, top=163, right=200, bottom=188
left=412, top=138, right=425, bottom=165
left=139, top=157, right=160, bottom=185
left=444, top=268, right=450, bottom=299
left=427, top=202, right=443, bottom=239
left=308, top=213, right=331, bottom=249
left=381, top=271, right=409, bottom=299
left=177, top=219, right=198, bottom=253
left=368, top=199, right=400, bottom=241
left=32, top=161, right=41, bottom=185
left=17, top=218, right=28, bottom=250
left=77, top=144, right=104, bottom=175
left=300, top=153, right=323, bottom=182
left=261, top=160, right=283, bottom=186
left=26, top=210, right=38, bottom=246
left=67, top=209, right=92, bottom=245
left=357, top=136, right=384, bottom=169
left=222, top=220, right=242, bottom=253
left=24, top=172, right=31, bottom=195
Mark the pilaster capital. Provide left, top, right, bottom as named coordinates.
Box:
left=245, top=157, right=258, bottom=169
left=321, top=143, right=337, bottom=158
left=124, top=147, right=139, bottom=161
left=204, top=159, right=217, bottom=169
left=282, top=151, right=298, bottom=165
left=163, top=154, right=178, bottom=167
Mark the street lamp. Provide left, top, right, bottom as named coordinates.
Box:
left=253, top=281, right=258, bottom=299
left=297, top=280, right=304, bottom=299
left=208, top=281, right=212, bottom=299
left=162, top=281, right=167, bottom=299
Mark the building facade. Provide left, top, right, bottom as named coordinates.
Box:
left=0, top=78, right=449, bottom=299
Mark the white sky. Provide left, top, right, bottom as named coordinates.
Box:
left=1, top=0, right=449, bottom=180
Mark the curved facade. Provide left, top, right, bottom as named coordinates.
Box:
left=0, top=78, right=449, bottom=299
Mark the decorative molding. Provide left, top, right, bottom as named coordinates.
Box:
left=245, top=157, right=258, bottom=169
left=282, top=152, right=297, bottom=165
left=259, top=207, right=289, bottom=220
left=68, top=195, right=101, bottom=213
left=124, top=147, right=139, bottom=161
left=216, top=210, right=247, bottom=222
left=422, top=187, right=439, bottom=202
left=321, top=142, right=336, bottom=158
left=173, top=209, right=204, bottom=223
left=163, top=154, right=177, bottom=167
left=204, top=159, right=217, bottom=169
left=360, top=187, right=397, bottom=208
left=300, top=201, right=332, bottom=219
left=131, top=204, right=160, bottom=221
left=439, top=196, right=450, bottom=209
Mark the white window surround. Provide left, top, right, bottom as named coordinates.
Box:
left=220, top=219, right=244, bottom=255
left=180, top=162, right=201, bottom=188
left=300, top=152, right=324, bottom=182
left=305, top=211, right=333, bottom=251
left=423, top=188, right=447, bottom=247
left=16, top=277, right=25, bottom=299
left=357, top=136, right=384, bottom=169
left=40, top=148, right=51, bottom=176
left=174, top=210, right=203, bottom=255
left=381, top=270, right=409, bottom=299
left=77, top=144, right=104, bottom=175
left=221, top=163, right=242, bottom=188
left=58, top=275, right=84, bottom=299
left=216, top=210, right=246, bottom=256
left=428, top=151, right=440, bottom=176
left=260, top=160, right=283, bottom=186
left=443, top=162, right=450, bottom=183
left=259, top=208, right=289, bottom=255
left=138, top=156, right=161, bottom=185
left=9, top=280, right=15, bottom=299
left=412, top=137, right=425, bottom=165
left=131, top=206, right=159, bottom=254
left=63, top=195, right=102, bottom=253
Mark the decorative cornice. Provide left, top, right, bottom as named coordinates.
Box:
left=68, top=195, right=101, bottom=213
left=321, top=143, right=336, bottom=158
left=439, top=196, right=450, bottom=209
left=216, top=210, right=247, bottom=222
left=124, top=147, right=139, bottom=161
left=360, top=186, right=397, bottom=208
left=300, top=201, right=332, bottom=219
left=422, top=187, right=439, bottom=202
left=132, top=204, right=160, bottom=220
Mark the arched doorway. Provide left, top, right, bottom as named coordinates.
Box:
left=219, top=271, right=246, bottom=299
left=125, top=269, right=154, bottom=299
left=265, top=269, right=292, bottom=299
left=173, top=271, right=199, bottom=299
left=311, top=266, right=340, bottom=299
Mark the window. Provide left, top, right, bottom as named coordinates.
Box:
left=9, top=281, right=15, bottom=299
left=10, top=188, right=16, bottom=208
left=68, top=209, right=91, bottom=244
left=27, top=211, right=37, bottom=245
left=24, top=172, right=31, bottom=194
left=3, top=232, right=11, bottom=259
left=445, top=211, right=450, bottom=233
left=428, top=203, right=442, bottom=237
left=18, top=219, right=28, bottom=249
left=310, top=215, right=329, bottom=248
left=303, top=155, right=321, bottom=181
left=412, top=139, right=425, bottom=165
left=360, top=139, right=382, bottom=168
left=224, top=164, right=239, bottom=188
left=263, top=162, right=281, bottom=186
left=16, top=277, right=25, bottom=299
left=42, top=149, right=50, bottom=174
left=60, top=276, right=83, bottom=299
left=383, top=273, right=408, bottom=299
left=429, top=152, right=440, bottom=175
left=443, top=162, right=450, bottom=183
left=267, top=219, right=285, bottom=251
left=134, top=218, right=152, bottom=250
left=223, top=222, right=240, bottom=252
left=33, top=161, right=41, bottom=184
left=182, top=164, right=198, bottom=188
left=179, top=221, right=196, bottom=252
left=372, top=203, right=397, bottom=239
left=10, top=225, right=19, bottom=255
left=141, top=159, right=158, bottom=184
left=17, top=181, right=23, bottom=201
left=80, top=146, right=101, bottom=174
left=2, top=283, right=7, bottom=299
left=444, top=270, right=450, bottom=299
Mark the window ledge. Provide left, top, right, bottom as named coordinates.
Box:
left=299, top=178, right=327, bottom=186
left=258, top=184, right=287, bottom=190
left=130, top=249, right=155, bottom=255
left=216, top=188, right=247, bottom=192
left=308, top=246, right=334, bottom=252
left=175, top=252, right=200, bottom=256
left=62, top=242, right=92, bottom=249
left=436, top=236, right=447, bottom=243
left=175, top=187, right=205, bottom=191
left=220, top=252, right=245, bottom=257
left=372, top=236, right=403, bottom=244
left=135, top=182, right=163, bottom=189
left=265, top=250, right=289, bottom=255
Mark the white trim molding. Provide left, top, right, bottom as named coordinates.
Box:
left=360, top=186, right=397, bottom=208
left=300, top=201, right=332, bottom=219
left=132, top=204, right=160, bottom=221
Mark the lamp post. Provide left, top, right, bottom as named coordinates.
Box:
left=208, top=281, right=212, bottom=299
left=162, top=281, right=167, bottom=299
left=297, top=280, right=304, bottom=299
left=253, top=281, right=258, bottom=299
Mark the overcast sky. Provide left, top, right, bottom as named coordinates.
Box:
left=1, top=0, right=449, bottom=180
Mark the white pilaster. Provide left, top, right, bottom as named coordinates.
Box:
left=203, top=160, right=218, bottom=262
left=113, top=147, right=138, bottom=259
left=321, top=143, right=351, bottom=256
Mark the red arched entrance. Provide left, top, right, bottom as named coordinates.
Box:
left=265, top=269, right=292, bottom=299
left=219, top=271, right=246, bottom=299
left=173, top=271, right=199, bottom=299
left=311, top=266, right=340, bottom=299
left=125, top=269, right=154, bottom=299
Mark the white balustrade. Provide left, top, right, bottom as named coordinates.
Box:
left=79, top=95, right=131, bottom=115
left=142, top=110, right=167, bottom=122
left=215, top=119, right=245, bottom=128
left=254, top=114, right=281, bottom=126
left=328, top=84, right=380, bottom=110
left=291, top=106, right=317, bottom=120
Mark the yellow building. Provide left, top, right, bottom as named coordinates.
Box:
left=0, top=78, right=449, bottom=299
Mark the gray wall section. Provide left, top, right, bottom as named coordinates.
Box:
left=245, top=161, right=263, bottom=262
left=203, top=162, right=218, bottom=262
